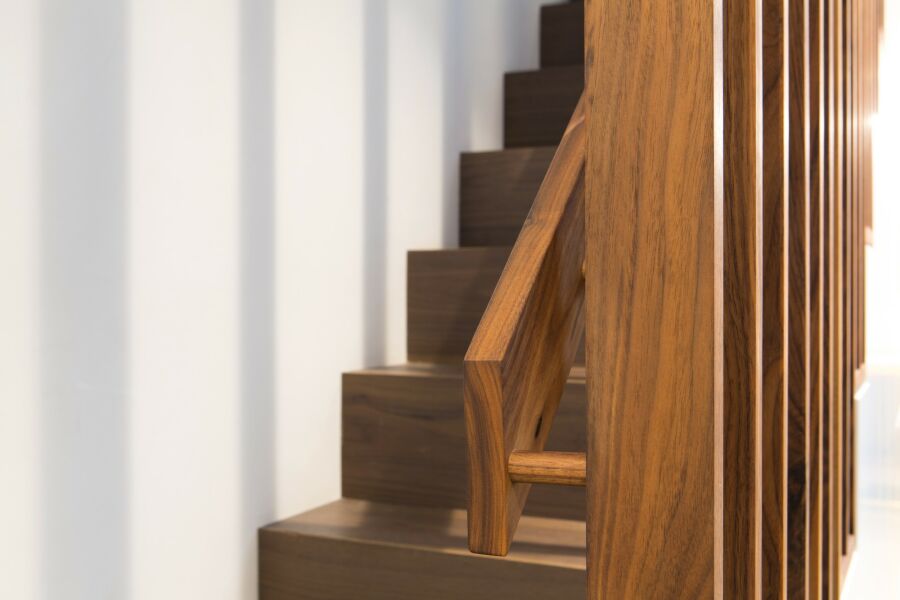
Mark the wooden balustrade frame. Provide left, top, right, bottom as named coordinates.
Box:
left=463, top=1, right=880, bottom=596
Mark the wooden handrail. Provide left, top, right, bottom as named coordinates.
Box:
left=465, top=94, right=585, bottom=557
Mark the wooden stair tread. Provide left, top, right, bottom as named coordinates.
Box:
left=260, top=499, right=586, bottom=599
left=342, top=363, right=586, bottom=521
left=263, top=498, right=586, bottom=569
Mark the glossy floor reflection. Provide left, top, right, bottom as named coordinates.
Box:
left=842, top=372, right=900, bottom=599
left=842, top=502, right=900, bottom=599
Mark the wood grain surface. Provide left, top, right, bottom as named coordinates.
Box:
left=466, top=96, right=586, bottom=556
left=504, top=67, right=582, bottom=148
left=508, top=451, right=586, bottom=486
left=407, top=247, right=510, bottom=363
left=407, top=248, right=586, bottom=364
left=585, top=0, right=723, bottom=596
left=762, top=0, right=788, bottom=600
left=461, top=147, right=556, bottom=247
left=342, top=364, right=587, bottom=521
left=823, top=1, right=837, bottom=595
left=787, top=0, right=811, bottom=597
left=260, top=499, right=586, bottom=600
left=807, top=0, right=826, bottom=596
left=831, top=0, right=845, bottom=591
left=540, top=2, right=584, bottom=68
left=763, top=0, right=790, bottom=596
left=723, top=0, right=764, bottom=597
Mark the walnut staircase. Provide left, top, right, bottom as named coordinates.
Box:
left=259, top=3, right=587, bottom=598
left=260, top=0, right=881, bottom=595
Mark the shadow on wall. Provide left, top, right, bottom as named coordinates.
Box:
left=30, top=1, right=553, bottom=598
left=239, top=0, right=275, bottom=597
left=39, top=0, right=129, bottom=598
left=36, top=0, right=283, bottom=597
left=440, top=0, right=466, bottom=250
left=364, top=0, right=388, bottom=366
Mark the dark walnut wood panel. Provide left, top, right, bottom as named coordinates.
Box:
left=842, top=0, right=855, bottom=558
left=540, top=2, right=584, bottom=67
left=407, top=247, right=509, bottom=363
left=762, top=0, right=790, bottom=596
left=822, top=0, right=840, bottom=600
left=829, top=0, right=845, bottom=592
left=466, top=96, right=585, bottom=556
left=808, top=0, right=826, bottom=596
left=722, top=0, right=764, bottom=596
left=342, top=364, right=587, bottom=521
left=460, top=147, right=555, bottom=247
left=823, top=0, right=837, bottom=595
left=407, top=247, right=585, bottom=364
left=260, top=499, right=586, bottom=600
left=839, top=0, right=849, bottom=557
left=504, top=66, right=582, bottom=148
left=787, top=0, right=811, bottom=595
left=585, top=0, right=723, bottom=597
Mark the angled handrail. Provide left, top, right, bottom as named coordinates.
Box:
left=465, top=94, right=585, bottom=557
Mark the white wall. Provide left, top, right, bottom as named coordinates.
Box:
left=867, top=0, right=900, bottom=369
left=859, top=0, right=900, bottom=505
left=0, top=1, right=556, bottom=598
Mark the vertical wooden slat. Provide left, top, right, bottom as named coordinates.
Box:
left=851, top=0, right=857, bottom=543
left=787, top=0, right=811, bottom=596
left=849, top=0, right=856, bottom=553
left=852, top=0, right=858, bottom=386
left=584, top=0, right=724, bottom=596
left=820, top=0, right=836, bottom=596
left=857, top=0, right=864, bottom=372
left=838, top=0, right=850, bottom=568
left=855, top=0, right=862, bottom=373
left=863, top=0, right=870, bottom=239
left=862, top=0, right=870, bottom=374
left=723, top=0, right=764, bottom=597
left=863, top=0, right=874, bottom=238
left=763, top=0, right=790, bottom=596
left=840, top=0, right=851, bottom=556
left=830, top=0, right=844, bottom=591
left=807, top=0, right=825, bottom=596
left=852, top=0, right=857, bottom=371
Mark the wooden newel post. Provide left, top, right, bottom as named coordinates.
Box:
left=584, top=0, right=726, bottom=597
left=584, top=0, right=764, bottom=597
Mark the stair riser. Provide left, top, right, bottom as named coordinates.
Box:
left=504, top=66, right=582, bottom=148
left=407, top=248, right=508, bottom=363
left=342, top=370, right=586, bottom=521
left=540, top=3, right=585, bottom=67
left=460, top=147, right=555, bottom=247
left=408, top=248, right=585, bottom=363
